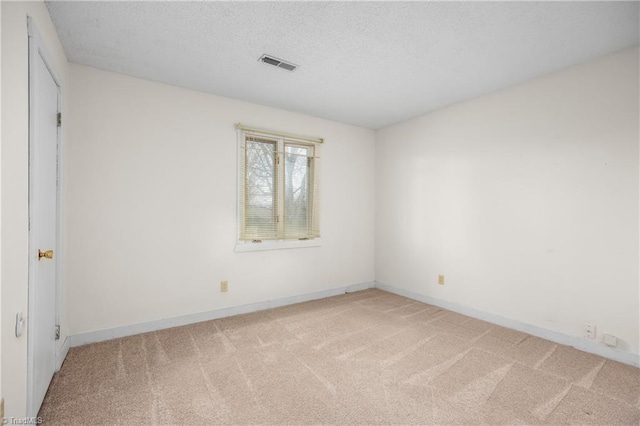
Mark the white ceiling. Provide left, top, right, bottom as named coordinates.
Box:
left=46, top=1, right=639, bottom=129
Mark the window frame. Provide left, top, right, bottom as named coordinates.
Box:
left=235, top=128, right=321, bottom=252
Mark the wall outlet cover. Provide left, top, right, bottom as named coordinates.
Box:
left=603, top=334, right=618, bottom=347
left=15, top=312, right=25, bottom=337
left=584, top=323, right=596, bottom=339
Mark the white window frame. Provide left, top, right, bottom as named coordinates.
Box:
left=235, top=125, right=322, bottom=252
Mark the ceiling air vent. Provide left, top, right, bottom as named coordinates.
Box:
left=259, top=54, right=298, bottom=72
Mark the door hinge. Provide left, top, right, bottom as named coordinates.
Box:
left=56, top=112, right=62, bottom=127
left=55, top=324, right=60, bottom=340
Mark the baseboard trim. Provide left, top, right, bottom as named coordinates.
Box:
left=375, top=281, right=640, bottom=368
left=56, top=336, right=70, bottom=371
left=69, top=281, right=375, bottom=348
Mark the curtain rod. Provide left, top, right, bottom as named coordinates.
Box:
left=235, top=123, right=324, bottom=144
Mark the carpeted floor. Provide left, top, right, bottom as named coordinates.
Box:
left=40, top=289, right=640, bottom=425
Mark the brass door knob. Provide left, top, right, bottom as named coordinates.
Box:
left=38, top=249, right=54, bottom=260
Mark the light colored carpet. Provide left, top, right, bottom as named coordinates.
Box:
left=39, top=289, right=640, bottom=425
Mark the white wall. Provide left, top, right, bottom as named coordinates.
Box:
left=376, top=47, right=639, bottom=360
left=65, top=64, right=375, bottom=335
left=0, top=0, right=3, bottom=410
left=1, top=1, right=69, bottom=417
left=0, top=0, right=4, bottom=410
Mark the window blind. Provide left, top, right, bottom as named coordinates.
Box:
left=239, top=132, right=321, bottom=241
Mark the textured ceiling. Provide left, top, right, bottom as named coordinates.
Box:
left=46, top=1, right=639, bottom=129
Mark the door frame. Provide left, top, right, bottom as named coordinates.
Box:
left=26, top=16, right=64, bottom=418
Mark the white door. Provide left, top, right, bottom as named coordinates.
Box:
left=28, top=20, right=61, bottom=416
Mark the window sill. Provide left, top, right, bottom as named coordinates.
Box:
left=235, top=239, right=322, bottom=252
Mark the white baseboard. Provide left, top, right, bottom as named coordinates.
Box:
left=68, top=281, right=375, bottom=348
left=66, top=279, right=637, bottom=367
left=375, top=281, right=640, bottom=368
left=55, top=336, right=70, bottom=371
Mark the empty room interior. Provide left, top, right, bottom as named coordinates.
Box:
left=1, top=1, right=640, bottom=424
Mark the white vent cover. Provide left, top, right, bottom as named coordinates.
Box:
left=258, top=54, right=298, bottom=72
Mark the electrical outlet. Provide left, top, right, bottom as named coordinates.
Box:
left=584, top=323, right=596, bottom=339
left=438, top=274, right=445, bottom=285
left=220, top=280, right=228, bottom=293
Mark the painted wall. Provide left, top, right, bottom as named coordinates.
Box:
left=0, top=0, right=3, bottom=410
left=1, top=1, right=69, bottom=418
left=65, top=64, right=376, bottom=335
left=0, top=0, right=3, bottom=412
left=376, top=47, right=639, bottom=360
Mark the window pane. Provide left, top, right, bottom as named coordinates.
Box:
left=245, top=140, right=276, bottom=238
left=284, top=144, right=312, bottom=237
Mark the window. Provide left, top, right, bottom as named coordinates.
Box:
left=237, top=125, right=321, bottom=247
